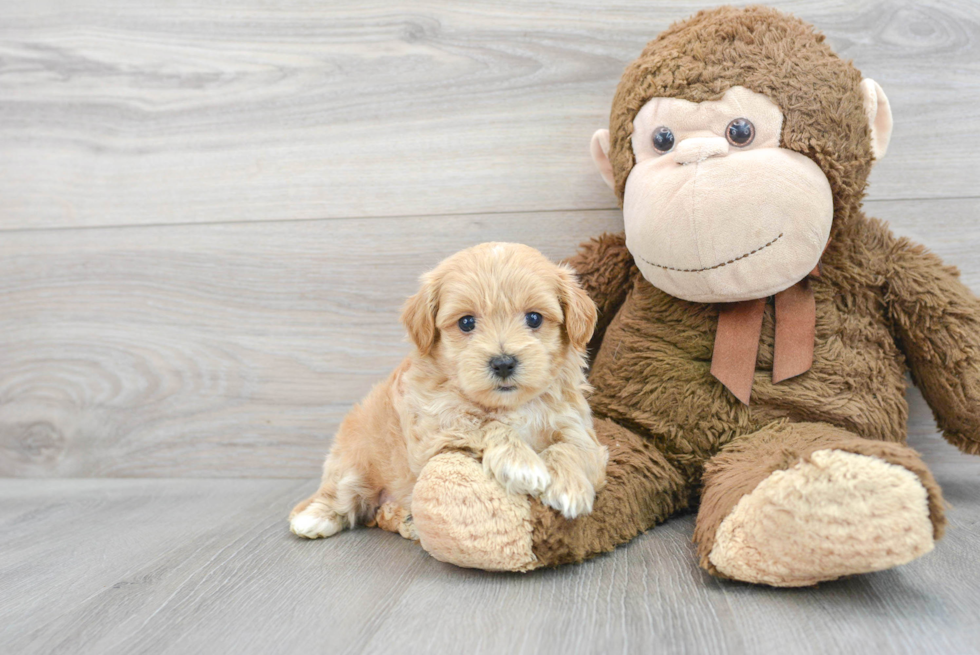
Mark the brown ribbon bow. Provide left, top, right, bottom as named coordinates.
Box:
left=710, top=265, right=820, bottom=404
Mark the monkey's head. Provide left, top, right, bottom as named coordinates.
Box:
left=591, top=6, right=893, bottom=303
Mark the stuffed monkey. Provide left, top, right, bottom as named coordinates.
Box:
left=406, top=6, right=980, bottom=586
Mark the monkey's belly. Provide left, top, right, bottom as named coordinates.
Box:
left=587, top=279, right=909, bottom=467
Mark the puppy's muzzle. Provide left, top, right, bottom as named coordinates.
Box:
left=488, top=354, right=518, bottom=380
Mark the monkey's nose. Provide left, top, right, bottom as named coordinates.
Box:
left=672, top=137, right=729, bottom=165
left=489, top=354, right=518, bottom=380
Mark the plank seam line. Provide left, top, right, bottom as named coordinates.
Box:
left=0, top=195, right=977, bottom=234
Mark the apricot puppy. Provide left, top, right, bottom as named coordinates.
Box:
left=289, top=242, right=607, bottom=540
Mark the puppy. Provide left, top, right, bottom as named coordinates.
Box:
left=289, top=242, right=607, bottom=540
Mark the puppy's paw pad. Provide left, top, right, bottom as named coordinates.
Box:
left=289, top=508, right=345, bottom=539
left=542, top=483, right=595, bottom=519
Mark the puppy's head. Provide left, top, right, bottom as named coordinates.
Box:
left=401, top=242, right=597, bottom=409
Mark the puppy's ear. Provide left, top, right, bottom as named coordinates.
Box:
left=401, top=272, right=439, bottom=356
left=557, top=265, right=598, bottom=353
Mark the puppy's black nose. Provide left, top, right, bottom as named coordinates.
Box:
left=489, top=354, right=518, bottom=380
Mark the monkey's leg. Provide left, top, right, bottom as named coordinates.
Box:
left=410, top=418, right=690, bottom=571
left=694, top=421, right=946, bottom=587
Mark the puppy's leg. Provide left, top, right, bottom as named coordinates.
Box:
left=290, top=422, right=378, bottom=539
left=290, top=457, right=373, bottom=538
left=481, top=421, right=552, bottom=497
left=540, top=423, right=609, bottom=519
left=290, top=367, right=407, bottom=539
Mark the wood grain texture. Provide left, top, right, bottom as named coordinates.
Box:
left=0, top=210, right=622, bottom=477
left=1, top=464, right=978, bottom=655
left=3, top=3, right=980, bottom=652
left=1, top=0, right=978, bottom=230
left=1, top=199, right=978, bottom=478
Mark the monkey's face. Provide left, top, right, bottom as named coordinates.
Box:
left=613, top=86, right=834, bottom=303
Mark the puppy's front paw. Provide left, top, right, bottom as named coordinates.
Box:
left=483, top=442, right=552, bottom=497
left=289, top=504, right=346, bottom=539
left=541, top=472, right=595, bottom=520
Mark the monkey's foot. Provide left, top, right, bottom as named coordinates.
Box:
left=708, top=449, right=935, bottom=587
left=411, top=452, right=538, bottom=571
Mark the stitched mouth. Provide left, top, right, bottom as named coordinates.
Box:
left=638, top=233, right=783, bottom=273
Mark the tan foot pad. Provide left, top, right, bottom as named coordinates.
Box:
left=709, top=449, right=935, bottom=587
left=411, top=452, right=537, bottom=571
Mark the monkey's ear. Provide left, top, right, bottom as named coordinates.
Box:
left=557, top=265, right=598, bottom=353
left=860, top=79, right=893, bottom=162
left=590, top=129, right=615, bottom=190
left=401, top=274, right=439, bottom=356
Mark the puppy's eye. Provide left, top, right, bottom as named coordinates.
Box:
left=458, top=315, right=476, bottom=333
left=524, top=312, right=543, bottom=329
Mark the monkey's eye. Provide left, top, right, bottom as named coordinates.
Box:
left=726, top=118, right=755, bottom=146
left=525, top=312, right=543, bottom=329
left=458, top=315, right=476, bottom=333
left=652, top=126, right=675, bottom=153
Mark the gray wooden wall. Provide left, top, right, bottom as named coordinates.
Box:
left=2, top=0, right=979, bottom=478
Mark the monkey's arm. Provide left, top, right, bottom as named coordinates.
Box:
left=886, top=236, right=980, bottom=455
left=563, top=232, right=636, bottom=358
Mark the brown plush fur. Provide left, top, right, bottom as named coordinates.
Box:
left=528, top=418, right=691, bottom=567
left=522, top=6, right=980, bottom=571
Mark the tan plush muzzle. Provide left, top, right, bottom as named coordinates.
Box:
left=623, top=144, right=833, bottom=304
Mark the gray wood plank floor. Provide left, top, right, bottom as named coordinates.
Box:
left=3, top=421, right=980, bottom=655
left=3, top=1, right=980, bottom=653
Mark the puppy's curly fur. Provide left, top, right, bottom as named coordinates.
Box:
left=289, top=243, right=608, bottom=539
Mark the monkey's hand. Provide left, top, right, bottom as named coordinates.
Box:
left=887, top=236, right=980, bottom=455
left=562, top=232, right=636, bottom=359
